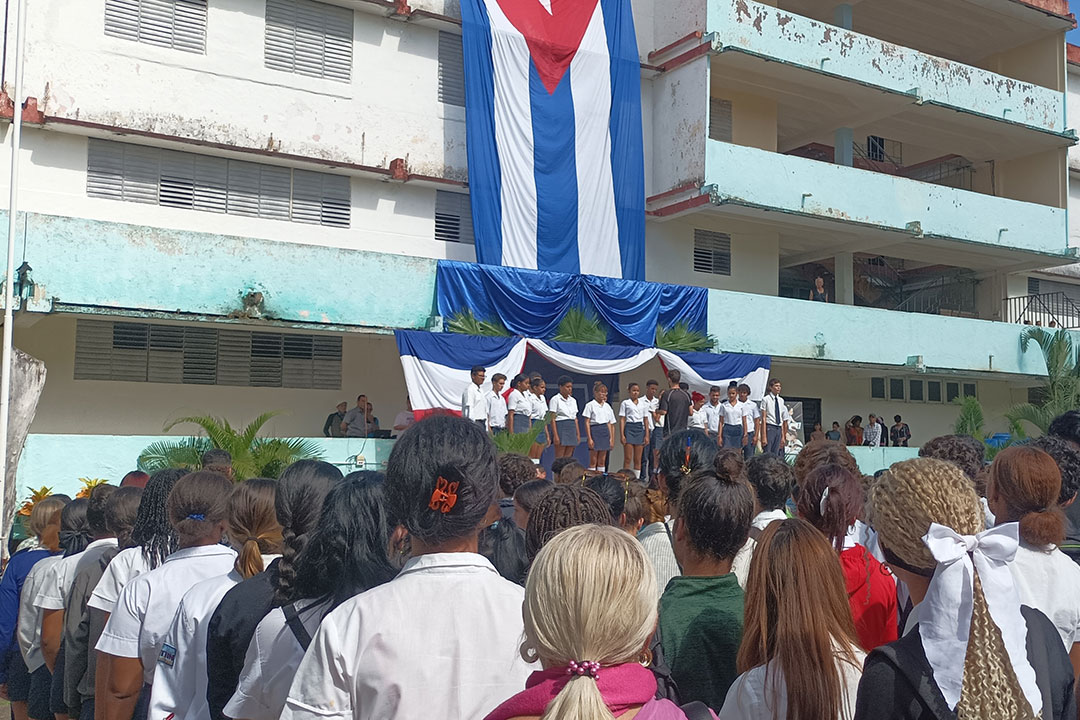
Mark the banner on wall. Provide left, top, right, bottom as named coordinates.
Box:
left=395, top=330, right=771, bottom=417
left=460, top=0, right=646, bottom=280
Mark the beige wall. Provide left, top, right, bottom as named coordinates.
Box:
left=979, top=33, right=1066, bottom=93
left=15, top=314, right=410, bottom=438
left=709, top=84, right=780, bottom=152
left=996, top=148, right=1068, bottom=209
left=646, top=215, right=780, bottom=293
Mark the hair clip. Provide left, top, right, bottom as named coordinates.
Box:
left=187, top=513, right=206, bottom=522
left=428, top=476, right=459, bottom=514
left=567, top=660, right=601, bottom=678
left=680, top=437, right=692, bottom=475
left=818, top=486, right=831, bottom=517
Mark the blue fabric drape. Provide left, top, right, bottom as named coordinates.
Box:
left=436, top=261, right=707, bottom=346
left=395, top=330, right=521, bottom=370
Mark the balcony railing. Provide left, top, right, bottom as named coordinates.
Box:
left=1003, top=293, right=1080, bottom=329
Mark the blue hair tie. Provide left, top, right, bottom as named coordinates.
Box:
left=187, top=513, right=206, bottom=521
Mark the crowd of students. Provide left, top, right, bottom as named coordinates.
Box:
left=1, top=405, right=1080, bottom=720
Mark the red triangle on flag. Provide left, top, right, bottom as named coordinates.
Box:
left=495, top=0, right=600, bottom=95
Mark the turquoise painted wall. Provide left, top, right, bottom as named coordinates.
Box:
left=3, top=211, right=437, bottom=331
left=846, top=446, right=921, bottom=475
left=709, top=0, right=1067, bottom=135
left=708, top=288, right=1050, bottom=376
left=706, top=141, right=1069, bottom=257
left=16, top=434, right=397, bottom=501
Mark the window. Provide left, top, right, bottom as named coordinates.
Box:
left=963, top=382, right=977, bottom=399
left=927, top=380, right=942, bottom=403
left=434, top=191, right=474, bottom=243
left=104, top=0, right=208, bottom=53
left=693, top=229, right=731, bottom=276
left=889, top=378, right=905, bottom=401
left=1028, top=277, right=1041, bottom=296
left=946, top=381, right=961, bottom=403
left=438, top=31, right=465, bottom=107
left=88, top=139, right=351, bottom=228
left=709, top=98, right=732, bottom=143
left=908, top=379, right=924, bottom=402
left=75, top=319, right=342, bottom=388
left=264, top=0, right=353, bottom=82
left=870, top=377, right=886, bottom=400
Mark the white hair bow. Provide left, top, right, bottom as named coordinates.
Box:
left=920, top=522, right=1040, bottom=716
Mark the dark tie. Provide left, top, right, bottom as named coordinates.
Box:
left=774, top=396, right=781, bottom=426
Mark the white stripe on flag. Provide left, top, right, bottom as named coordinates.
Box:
left=400, top=339, right=529, bottom=412
left=571, top=3, right=621, bottom=278
left=486, top=0, right=539, bottom=270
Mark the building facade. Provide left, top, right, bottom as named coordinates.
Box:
left=2, top=0, right=1076, bottom=480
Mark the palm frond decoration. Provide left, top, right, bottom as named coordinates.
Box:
left=446, top=310, right=511, bottom=337
left=952, top=395, right=985, bottom=438
left=76, top=477, right=110, bottom=499
left=492, top=412, right=554, bottom=455
left=1007, top=328, right=1080, bottom=435
left=553, top=308, right=607, bottom=345
left=656, top=322, right=716, bottom=352
left=18, top=486, right=54, bottom=517
left=141, top=414, right=323, bottom=480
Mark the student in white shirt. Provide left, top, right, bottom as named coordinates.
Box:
left=528, top=376, right=550, bottom=460
left=506, top=373, right=532, bottom=436
left=643, top=380, right=662, bottom=479
left=486, top=373, right=508, bottom=433
left=583, top=382, right=616, bottom=472
left=745, top=456, right=794, bottom=539
left=618, top=382, right=650, bottom=477
left=282, top=415, right=534, bottom=720
left=704, top=386, right=723, bottom=441
left=97, top=472, right=237, bottom=720
left=719, top=383, right=749, bottom=451
left=759, top=378, right=790, bottom=457
left=226, top=472, right=398, bottom=720
left=688, top=391, right=709, bottom=431
left=737, top=384, right=761, bottom=460
left=989, top=446, right=1080, bottom=675
left=549, top=375, right=580, bottom=459
left=151, top=478, right=284, bottom=720
left=720, top=519, right=865, bottom=720
left=461, top=365, right=488, bottom=427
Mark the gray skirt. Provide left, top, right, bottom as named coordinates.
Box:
left=512, top=413, right=532, bottom=434
left=591, top=424, right=612, bottom=452
left=555, top=419, right=579, bottom=446
left=531, top=418, right=549, bottom=446
left=624, top=421, right=645, bottom=446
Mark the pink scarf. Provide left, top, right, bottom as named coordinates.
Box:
left=484, top=663, right=658, bottom=720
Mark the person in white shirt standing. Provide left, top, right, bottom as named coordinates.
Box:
left=618, top=382, right=650, bottom=477
left=461, top=365, right=488, bottom=428
left=97, top=472, right=237, bottom=720
left=528, top=376, right=550, bottom=460
left=282, top=415, right=534, bottom=720
left=719, top=383, right=748, bottom=451
left=738, top=384, right=761, bottom=460
left=549, top=375, right=580, bottom=459
left=688, top=392, right=709, bottom=431
left=486, top=373, right=508, bottom=434
left=703, top=386, right=723, bottom=443
left=583, top=382, right=616, bottom=472
left=759, top=378, right=790, bottom=458
left=864, top=414, right=882, bottom=448
left=643, top=380, right=662, bottom=480
left=506, top=374, right=532, bottom=437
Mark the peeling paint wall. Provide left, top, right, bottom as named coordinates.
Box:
left=712, top=0, right=1066, bottom=134
left=705, top=139, right=1069, bottom=256
left=651, top=57, right=708, bottom=194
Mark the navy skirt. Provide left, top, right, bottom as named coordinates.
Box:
left=531, top=418, right=549, bottom=447
left=555, top=419, right=578, bottom=446
left=513, top=413, right=532, bottom=434
left=624, top=421, right=645, bottom=446
left=722, top=424, right=745, bottom=449
left=28, top=665, right=51, bottom=720
left=591, top=424, right=612, bottom=452
left=49, top=642, right=67, bottom=716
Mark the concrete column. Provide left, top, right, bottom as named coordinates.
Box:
left=835, top=252, right=855, bottom=305
left=834, top=127, right=853, bottom=167
left=833, top=4, right=853, bottom=30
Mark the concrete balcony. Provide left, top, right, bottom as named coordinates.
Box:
left=703, top=139, right=1073, bottom=269
left=707, top=0, right=1070, bottom=139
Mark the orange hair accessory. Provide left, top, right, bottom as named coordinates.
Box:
left=429, top=476, right=460, bottom=513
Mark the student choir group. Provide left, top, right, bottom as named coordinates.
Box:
left=1, top=403, right=1080, bottom=720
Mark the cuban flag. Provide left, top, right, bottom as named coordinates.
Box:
left=461, top=0, right=646, bottom=280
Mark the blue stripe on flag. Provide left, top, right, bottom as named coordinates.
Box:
left=460, top=0, right=502, bottom=267
left=601, top=0, right=646, bottom=281
left=395, top=330, right=521, bottom=370
left=531, top=63, right=580, bottom=275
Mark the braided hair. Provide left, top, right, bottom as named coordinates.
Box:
left=525, top=485, right=612, bottom=562
left=131, top=468, right=184, bottom=570
left=272, top=460, right=343, bottom=607
left=870, top=458, right=1034, bottom=720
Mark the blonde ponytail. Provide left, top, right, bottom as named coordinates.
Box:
left=227, top=479, right=283, bottom=579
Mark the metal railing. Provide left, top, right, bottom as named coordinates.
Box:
left=1003, top=292, right=1080, bottom=329
left=894, top=276, right=978, bottom=317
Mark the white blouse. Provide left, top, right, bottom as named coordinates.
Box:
left=619, top=398, right=648, bottom=423
left=18, top=555, right=62, bottom=672
left=506, top=389, right=531, bottom=416
left=688, top=408, right=708, bottom=430
left=88, top=546, right=151, bottom=613
left=583, top=400, right=616, bottom=425
left=720, top=401, right=747, bottom=427
left=529, top=393, right=548, bottom=420
left=549, top=393, right=579, bottom=421
left=1009, top=541, right=1080, bottom=649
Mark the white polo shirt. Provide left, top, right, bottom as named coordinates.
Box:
left=529, top=392, right=548, bottom=420
left=226, top=599, right=333, bottom=720
left=18, top=555, right=62, bottom=671
left=282, top=553, right=533, bottom=720
left=486, top=391, right=508, bottom=428
left=88, top=546, right=152, bottom=613
left=96, top=544, right=237, bottom=685
left=507, top=389, right=531, bottom=417
left=689, top=407, right=709, bottom=430
left=760, top=393, right=790, bottom=427
left=647, top=396, right=663, bottom=429
left=742, top=401, right=761, bottom=428
left=720, top=401, right=747, bottom=427
left=461, top=383, right=487, bottom=422
left=704, top=402, right=723, bottom=434
left=33, top=549, right=86, bottom=611
left=1009, top=541, right=1080, bottom=649
left=549, top=393, right=579, bottom=421
left=619, top=398, right=648, bottom=424
left=583, top=400, right=616, bottom=425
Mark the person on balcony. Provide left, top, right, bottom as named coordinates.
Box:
left=845, top=416, right=864, bottom=447
left=890, top=415, right=911, bottom=447
left=809, top=276, right=829, bottom=303
left=322, top=402, right=347, bottom=438
left=864, top=415, right=882, bottom=448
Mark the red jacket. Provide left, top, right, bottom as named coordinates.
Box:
left=841, top=544, right=898, bottom=651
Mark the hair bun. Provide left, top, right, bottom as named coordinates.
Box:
left=712, top=451, right=746, bottom=484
